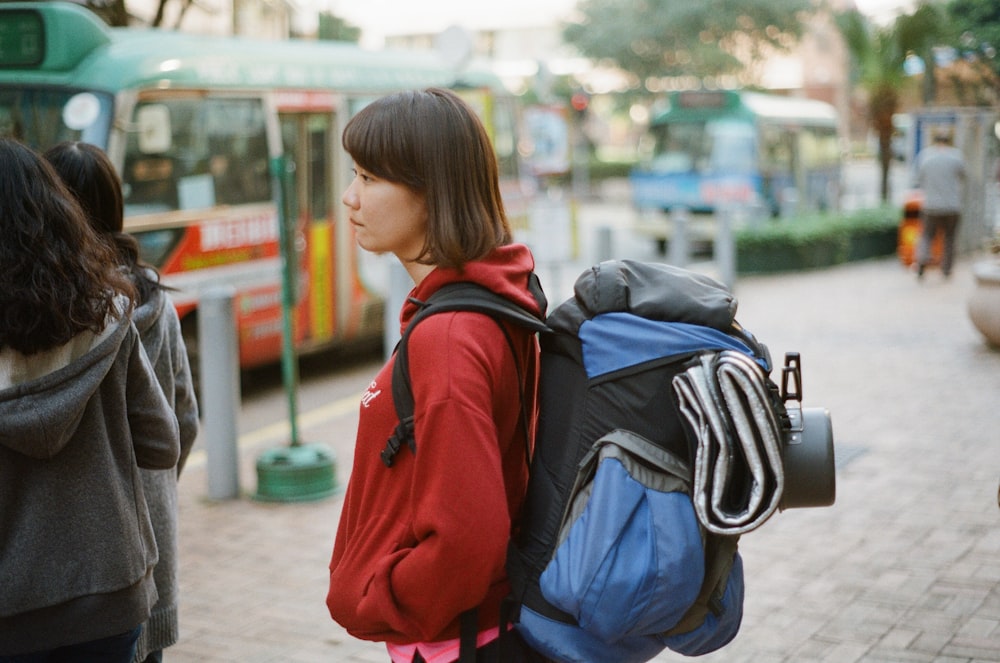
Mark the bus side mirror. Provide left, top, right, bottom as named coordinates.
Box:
left=136, top=104, right=172, bottom=154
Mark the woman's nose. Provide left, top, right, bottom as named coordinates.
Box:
left=342, top=181, right=358, bottom=209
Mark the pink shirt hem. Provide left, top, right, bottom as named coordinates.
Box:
left=387, top=626, right=502, bottom=663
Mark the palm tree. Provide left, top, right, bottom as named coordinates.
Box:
left=836, top=4, right=949, bottom=202
left=836, top=9, right=908, bottom=202
left=897, top=4, right=953, bottom=105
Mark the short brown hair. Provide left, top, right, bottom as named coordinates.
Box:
left=342, top=88, right=511, bottom=270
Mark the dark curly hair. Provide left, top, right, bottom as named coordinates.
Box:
left=44, top=141, right=165, bottom=305
left=0, top=137, right=135, bottom=355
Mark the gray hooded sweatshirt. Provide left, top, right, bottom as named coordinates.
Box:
left=131, top=283, right=199, bottom=661
left=0, top=317, right=180, bottom=655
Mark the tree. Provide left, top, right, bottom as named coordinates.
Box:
left=317, top=11, right=360, bottom=42
left=838, top=3, right=960, bottom=202
left=148, top=0, right=201, bottom=28
left=44, top=0, right=129, bottom=26
left=896, top=3, right=951, bottom=104
left=562, top=0, right=812, bottom=89
left=946, top=0, right=1000, bottom=99
left=836, top=8, right=923, bottom=203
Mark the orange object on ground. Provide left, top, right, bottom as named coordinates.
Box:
left=897, top=190, right=942, bottom=267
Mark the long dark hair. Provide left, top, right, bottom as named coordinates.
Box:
left=342, top=87, right=511, bottom=270
left=44, top=141, right=164, bottom=304
left=0, top=137, right=135, bottom=355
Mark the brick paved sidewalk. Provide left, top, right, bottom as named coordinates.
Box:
left=170, top=254, right=1000, bottom=663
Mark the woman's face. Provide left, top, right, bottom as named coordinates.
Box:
left=342, top=164, right=427, bottom=262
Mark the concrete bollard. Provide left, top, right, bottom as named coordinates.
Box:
left=198, top=286, right=241, bottom=500
left=384, top=260, right=412, bottom=361
left=669, top=207, right=689, bottom=267
left=595, top=224, right=614, bottom=263
left=715, top=206, right=737, bottom=290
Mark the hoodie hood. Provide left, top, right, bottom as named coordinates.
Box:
left=0, top=320, right=131, bottom=459
left=133, top=286, right=167, bottom=366
left=401, top=243, right=542, bottom=330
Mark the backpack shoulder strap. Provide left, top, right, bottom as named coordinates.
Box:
left=381, top=278, right=549, bottom=468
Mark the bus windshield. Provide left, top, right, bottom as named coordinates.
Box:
left=648, top=119, right=756, bottom=175
left=122, top=96, right=272, bottom=217
left=0, top=86, right=113, bottom=149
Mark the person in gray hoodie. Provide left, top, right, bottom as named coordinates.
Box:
left=0, top=137, right=180, bottom=661
left=45, top=141, right=200, bottom=663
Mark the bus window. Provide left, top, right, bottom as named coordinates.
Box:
left=650, top=124, right=700, bottom=173
left=760, top=124, right=793, bottom=174
left=123, top=96, right=271, bottom=215
left=800, top=127, right=840, bottom=168
left=708, top=120, right=756, bottom=174
left=279, top=113, right=333, bottom=223
left=0, top=88, right=112, bottom=148
left=308, top=115, right=330, bottom=221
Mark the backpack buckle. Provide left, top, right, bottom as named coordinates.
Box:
left=781, top=352, right=802, bottom=403
left=381, top=417, right=416, bottom=467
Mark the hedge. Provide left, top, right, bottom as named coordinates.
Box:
left=735, top=207, right=900, bottom=275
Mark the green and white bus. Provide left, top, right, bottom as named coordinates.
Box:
left=0, top=1, right=529, bottom=367
left=630, top=90, right=842, bottom=247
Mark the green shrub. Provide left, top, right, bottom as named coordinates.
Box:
left=735, top=207, right=899, bottom=274
left=545, top=157, right=636, bottom=187
left=588, top=158, right=635, bottom=181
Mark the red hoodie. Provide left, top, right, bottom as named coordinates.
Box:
left=327, top=244, right=542, bottom=646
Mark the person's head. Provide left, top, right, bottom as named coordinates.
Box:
left=44, top=141, right=124, bottom=234
left=341, top=87, right=511, bottom=270
left=0, top=137, right=134, bottom=355
left=44, top=140, right=162, bottom=303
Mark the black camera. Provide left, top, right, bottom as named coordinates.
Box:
left=777, top=352, right=836, bottom=510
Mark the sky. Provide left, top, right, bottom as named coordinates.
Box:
left=327, top=0, right=918, bottom=48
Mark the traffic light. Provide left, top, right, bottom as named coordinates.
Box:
left=570, top=92, right=589, bottom=117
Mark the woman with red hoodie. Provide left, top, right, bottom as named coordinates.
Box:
left=327, top=88, right=546, bottom=663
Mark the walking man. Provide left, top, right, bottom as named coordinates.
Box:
left=913, top=131, right=966, bottom=278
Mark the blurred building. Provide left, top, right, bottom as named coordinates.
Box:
left=125, top=0, right=294, bottom=39
left=384, top=2, right=858, bottom=151
left=122, top=0, right=869, bottom=146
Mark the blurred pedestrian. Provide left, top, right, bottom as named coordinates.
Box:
left=0, top=137, right=180, bottom=662
left=45, top=141, right=200, bottom=663
left=327, top=88, right=547, bottom=662
left=913, top=131, right=966, bottom=278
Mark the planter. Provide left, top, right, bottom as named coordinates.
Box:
left=968, top=260, right=1000, bottom=348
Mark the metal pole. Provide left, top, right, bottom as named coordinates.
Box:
left=270, top=155, right=301, bottom=447
left=199, top=286, right=240, bottom=500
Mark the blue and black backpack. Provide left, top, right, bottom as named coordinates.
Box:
left=385, top=259, right=835, bottom=663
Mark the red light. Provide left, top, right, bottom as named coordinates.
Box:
left=570, top=92, right=589, bottom=112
